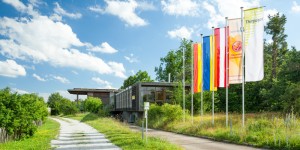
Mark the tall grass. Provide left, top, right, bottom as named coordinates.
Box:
left=147, top=111, right=300, bottom=149
left=0, top=118, right=60, bottom=150
left=67, top=113, right=182, bottom=150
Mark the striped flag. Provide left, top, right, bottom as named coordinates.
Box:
left=193, top=43, right=202, bottom=93
left=203, top=36, right=217, bottom=91
left=214, top=28, right=228, bottom=87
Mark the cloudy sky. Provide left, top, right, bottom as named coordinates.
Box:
left=0, top=0, right=299, bottom=101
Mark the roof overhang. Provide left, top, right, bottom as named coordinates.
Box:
left=68, top=88, right=120, bottom=95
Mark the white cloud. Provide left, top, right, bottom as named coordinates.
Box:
left=2, top=0, right=39, bottom=17
left=202, top=0, right=260, bottom=28
left=0, top=59, right=26, bottom=78
left=11, top=88, right=29, bottom=94
left=72, top=70, right=78, bottom=75
left=88, top=5, right=104, bottom=13
left=108, top=62, right=127, bottom=78
left=292, top=1, right=300, bottom=13
left=85, top=42, right=118, bottom=53
left=50, top=14, right=62, bottom=21
left=53, top=2, right=82, bottom=19
left=137, top=1, right=156, bottom=11
left=167, top=26, right=193, bottom=39
left=0, top=0, right=126, bottom=79
left=92, top=77, right=113, bottom=89
left=124, top=53, right=138, bottom=63
left=88, top=0, right=148, bottom=27
left=29, top=0, right=45, bottom=7
left=24, top=65, right=35, bottom=70
left=53, top=75, right=70, bottom=84
left=161, top=0, right=200, bottom=16
left=33, top=73, right=46, bottom=81
left=3, top=0, right=27, bottom=13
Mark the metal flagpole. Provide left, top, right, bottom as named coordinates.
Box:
left=191, top=43, right=194, bottom=124
left=241, top=7, right=245, bottom=128
left=183, top=45, right=186, bottom=122
left=225, top=17, right=229, bottom=128
left=212, top=27, right=215, bottom=127
left=200, top=34, right=203, bottom=119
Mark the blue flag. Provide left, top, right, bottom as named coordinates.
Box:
left=203, top=36, right=210, bottom=91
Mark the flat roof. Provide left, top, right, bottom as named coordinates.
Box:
left=68, top=88, right=119, bottom=95
left=68, top=82, right=190, bottom=95
left=134, top=82, right=191, bottom=87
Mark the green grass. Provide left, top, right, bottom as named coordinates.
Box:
left=66, top=113, right=182, bottom=150
left=146, top=112, right=300, bottom=149
left=0, top=117, right=60, bottom=150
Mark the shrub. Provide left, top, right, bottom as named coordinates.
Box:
left=47, top=93, right=79, bottom=115
left=148, top=103, right=183, bottom=128
left=98, top=105, right=112, bottom=117
left=0, top=87, right=48, bottom=141
left=60, top=101, right=79, bottom=115
left=84, top=97, right=102, bottom=113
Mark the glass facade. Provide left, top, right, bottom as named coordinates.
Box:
left=140, top=86, right=172, bottom=104
left=113, top=83, right=181, bottom=111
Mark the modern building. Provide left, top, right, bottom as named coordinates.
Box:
left=68, top=82, right=190, bottom=123
left=67, top=88, right=119, bottom=105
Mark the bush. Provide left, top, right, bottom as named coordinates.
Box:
left=60, top=100, right=79, bottom=115
left=98, top=105, right=112, bottom=117
left=47, top=93, right=79, bottom=115
left=0, top=87, right=48, bottom=141
left=281, top=82, right=300, bottom=115
left=148, top=103, right=183, bottom=128
left=84, top=97, right=102, bottom=113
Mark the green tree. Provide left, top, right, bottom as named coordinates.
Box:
left=0, top=88, right=48, bottom=140
left=265, top=13, right=288, bottom=79
left=47, top=92, right=64, bottom=115
left=278, top=46, right=300, bottom=83
left=281, top=82, right=300, bottom=115
left=59, top=98, right=79, bottom=115
left=84, top=97, right=102, bottom=113
left=120, top=70, right=153, bottom=89
left=155, top=39, right=192, bottom=83
left=47, top=93, right=78, bottom=115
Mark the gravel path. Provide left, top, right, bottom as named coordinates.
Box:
left=51, top=117, right=120, bottom=150
left=129, top=125, right=264, bottom=150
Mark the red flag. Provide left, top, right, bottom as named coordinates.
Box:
left=214, top=28, right=227, bottom=87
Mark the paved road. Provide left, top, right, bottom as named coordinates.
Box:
left=129, top=125, right=264, bottom=150
left=51, top=117, right=120, bottom=150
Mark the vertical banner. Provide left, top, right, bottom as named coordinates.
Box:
left=228, top=18, right=243, bottom=84
left=214, top=28, right=227, bottom=87
left=193, top=43, right=202, bottom=93
left=203, top=36, right=217, bottom=91
left=210, top=35, right=216, bottom=91
left=244, top=7, right=264, bottom=81
left=203, top=36, right=210, bottom=91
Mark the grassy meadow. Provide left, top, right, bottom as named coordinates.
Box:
left=0, top=118, right=60, bottom=150
left=66, top=113, right=182, bottom=150
left=147, top=112, right=300, bottom=149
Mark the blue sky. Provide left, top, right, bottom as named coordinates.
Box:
left=0, top=0, right=299, bottom=101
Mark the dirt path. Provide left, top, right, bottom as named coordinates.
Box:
left=129, top=125, right=265, bottom=150
left=51, top=117, right=120, bottom=150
